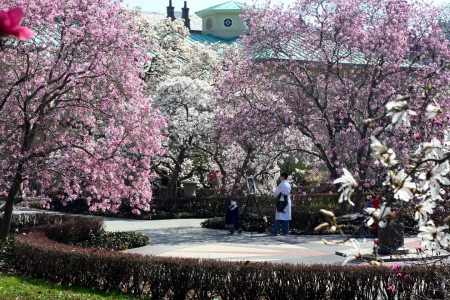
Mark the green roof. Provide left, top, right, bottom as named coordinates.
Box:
left=195, top=1, right=250, bottom=15
left=188, top=32, right=238, bottom=46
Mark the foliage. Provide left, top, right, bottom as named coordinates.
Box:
left=44, top=218, right=104, bottom=245
left=0, top=234, right=16, bottom=272
left=0, top=273, right=138, bottom=299
left=41, top=215, right=148, bottom=251
left=71, top=231, right=149, bottom=251
left=201, top=205, right=346, bottom=234
left=13, top=229, right=450, bottom=299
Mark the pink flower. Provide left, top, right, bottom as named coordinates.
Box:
left=391, top=264, right=401, bottom=271
left=0, top=7, right=34, bottom=41
left=434, top=119, right=443, bottom=126
left=414, top=133, right=421, bottom=140
left=374, top=238, right=379, bottom=245
left=308, top=197, right=312, bottom=202
left=397, top=273, right=403, bottom=278
left=387, top=286, right=394, bottom=291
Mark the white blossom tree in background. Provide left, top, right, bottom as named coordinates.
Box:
left=152, top=76, right=216, bottom=196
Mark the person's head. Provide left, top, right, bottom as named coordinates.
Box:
left=280, top=172, right=289, bottom=181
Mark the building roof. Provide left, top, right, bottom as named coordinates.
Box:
left=187, top=32, right=238, bottom=46
left=195, top=1, right=250, bottom=16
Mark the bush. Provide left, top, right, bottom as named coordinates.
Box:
left=9, top=213, right=88, bottom=231
left=13, top=229, right=450, bottom=299
left=34, top=193, right=341, bottom=220
left=44, top=218, right=104, bottom=244
left=74, top=231, right=149, bottom=251
left=202, top=205, right=344, bottom=234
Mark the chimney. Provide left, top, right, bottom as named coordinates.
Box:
left=181, top=1, right=190, bottom=30
left=167, top=0, right=175, bottom=21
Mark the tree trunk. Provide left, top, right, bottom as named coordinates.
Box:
left=354, top=172, right=367, bottom=213
left=0, top=182, right=21, bottom=240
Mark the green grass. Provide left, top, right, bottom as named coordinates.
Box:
left=0, top=273, right=139, bottom=299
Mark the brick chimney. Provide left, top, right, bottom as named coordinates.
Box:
left=167, top=0, right=175, bottom=21
left=181, top=1, right=190, bottom=30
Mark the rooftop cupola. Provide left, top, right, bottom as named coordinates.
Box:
left=195, top=1, right=249, bottom=40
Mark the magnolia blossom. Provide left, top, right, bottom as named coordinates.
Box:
left=418, top=163, right=450, bottom=200
left=414, top=139, right=443, bottom=160
left=443, top=130, right=450, bottom=148
left=414, top=200, right=436, bottom=225
left=386, top=169, right=417, bottom=202
left=370, top=136, right=397, bottom=167
left=333, top=168, right=358, bottom=206
left=418, top=220, right=449, bottom=249
left=425, top=100, right=442, bottom=119
left=365, top=205, right=394, bottom=228
left=343, top=238, right=363, bottom=265
left=386, top=95, right=416, bottom=127
left=0, top=7, right=34, bottom=40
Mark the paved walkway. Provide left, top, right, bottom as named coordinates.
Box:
left=13, top=208, right=436, bottom=265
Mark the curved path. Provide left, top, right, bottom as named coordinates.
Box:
left=14, top=207, right=425, bottom=265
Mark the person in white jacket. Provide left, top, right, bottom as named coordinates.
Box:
left=269, top=171, right=291, bottom=236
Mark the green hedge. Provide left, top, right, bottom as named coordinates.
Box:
left=202, top=205, right=345, bottom=234
left=14, top=229, right=449, bottom=299
left=34, top=193, right=340, bottom=220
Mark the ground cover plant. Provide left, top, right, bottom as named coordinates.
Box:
left=0, top=273, right=138, bottom=299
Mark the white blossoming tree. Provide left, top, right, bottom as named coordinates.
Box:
left=152, top=76, right=217, bottom=196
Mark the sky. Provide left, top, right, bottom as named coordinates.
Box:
left=121, top=0, right=450, bottom=13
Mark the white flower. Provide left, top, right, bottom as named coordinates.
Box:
left=386, top=94, right=416, bottom=127
left=333, top=168, right=358, bottom=206
left=418, top=163, right=450, bottom=200
left=414, top=139, right=443, bottom=160
left=365, top=205, right=394, bottom=228
left=425, top=100, right=442, bottom=119
left=370, top=136, right=397, bottom=167
left=417, top=220, right=449, bottom=249
left=443, top=130, right=450, bottom=148
left=343, top=238, right=364, bottom=265
left=414, top=200, right=436, bottom=225
left=386, top=169, right=417, bottom=202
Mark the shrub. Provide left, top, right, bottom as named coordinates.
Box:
left=9, top=213, right=86, bottom=231
left=74, top=231, right=149, bottom=251
left=13, top=229, right=450, bottom=299
left=202, top=205, right=344, bottom=234
left=44, top=218, right=104, bottom=244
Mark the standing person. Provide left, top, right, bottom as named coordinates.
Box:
left=269, top=172, right=291, bottom=236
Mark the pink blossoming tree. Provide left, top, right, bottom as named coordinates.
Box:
left=215, top=0, right=450, bottom=209
left=0, top=0, right=166, bottom=239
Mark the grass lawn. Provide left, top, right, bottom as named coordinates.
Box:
left=0, top=273, right=139, bottom=299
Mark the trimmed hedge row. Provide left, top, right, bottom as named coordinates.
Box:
left=14, top=229, right=449, bottom=299
left=35, top=193, right=341, bottom=220
left=202, top=205, right=346, bottom=234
